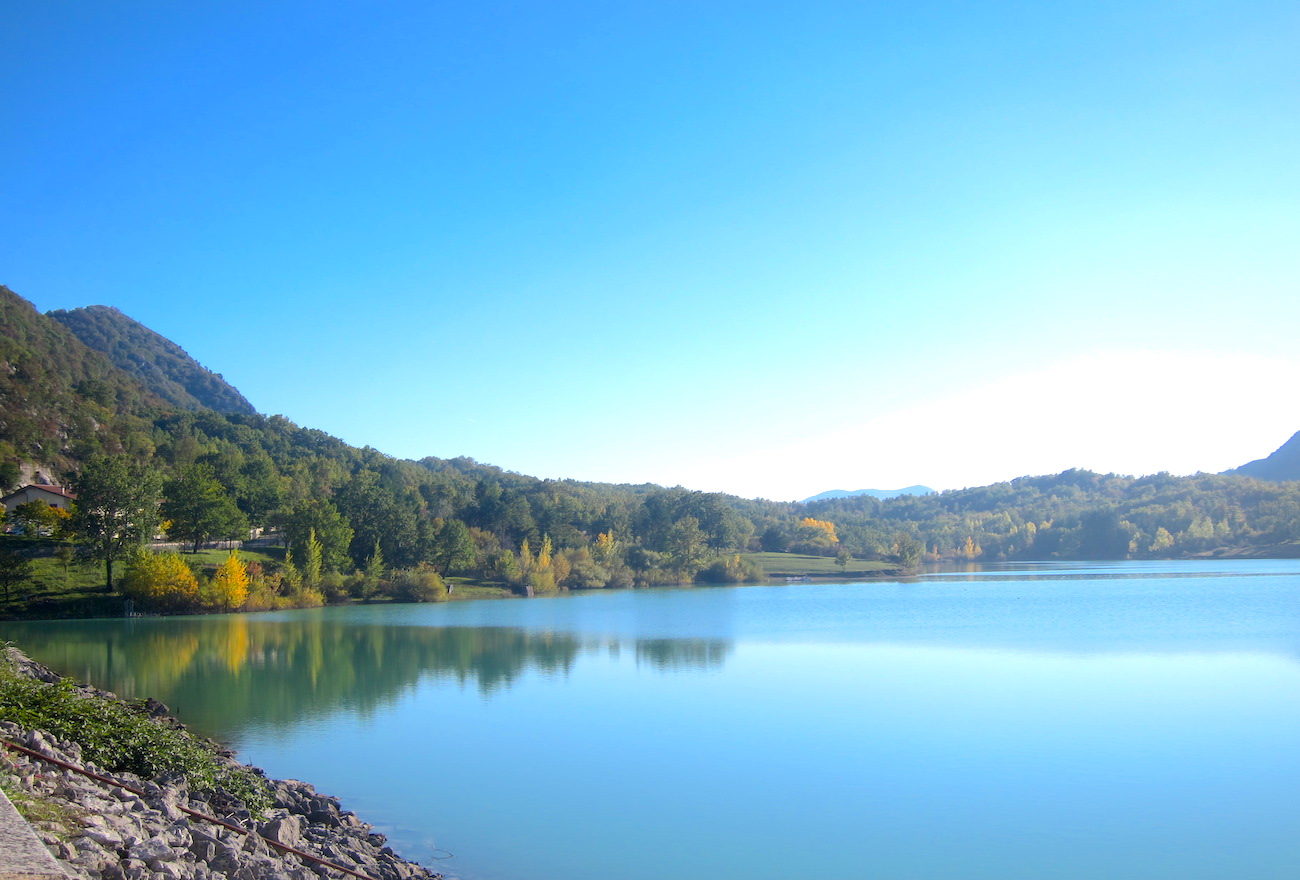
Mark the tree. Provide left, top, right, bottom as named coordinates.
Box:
left=0, top=461, right=20, bottom=493
left=356, top=540, right=385, bottom=598
left=163, top=464, right=248, bottom=553
left=432, top=518, right=475, bottom=575
left=303, top=528, right=323, bottom=586
left=208, top=550, right=250, bottom=610
left=276, top=499, right=354, bottom=573
left=893, top=532, right=923, bottom=570
left=54, top=543, right=76, bottom=587
left=667, top=516, right=709, bottom=575
left=70, top=456, right=164, bottom=592
left=122, top=552, right=199, bottom=611
left=0, top=549, right=34, bottom=602
left=334, top=470, right=420, bottom=568
left=10, top=500, right=70, bottom=537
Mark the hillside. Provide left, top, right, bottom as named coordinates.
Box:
left=1227, top=431, right=1300, bottom=483
left=2, top=283, right=1300, bottom=620
left=0, top=286, right=166, bottom=471
left=48, top=305, right=256, bottom=415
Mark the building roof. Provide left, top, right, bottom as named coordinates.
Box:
left=1, top=484, right=77, bottom=504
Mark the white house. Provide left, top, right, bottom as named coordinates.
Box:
left=1, top=484, right=77, bottom=514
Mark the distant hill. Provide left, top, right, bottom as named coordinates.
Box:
left=801, top=485, right=933, bottom=503
left=1227, top=431, right=1300, bottom=482
left=47, top=305, right=256, bottom=415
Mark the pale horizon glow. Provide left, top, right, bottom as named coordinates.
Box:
left=2, top=2, right=1296, bottom=501
left=652, top=351, right=1300, bottom=500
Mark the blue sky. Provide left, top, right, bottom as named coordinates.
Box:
left=4, top=1, right=1298, bottom=500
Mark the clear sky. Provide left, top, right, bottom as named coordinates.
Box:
left=3, top=1, right=1297, bottom=501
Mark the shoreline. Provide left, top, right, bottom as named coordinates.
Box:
left=0, top=647, right=444, bottom=880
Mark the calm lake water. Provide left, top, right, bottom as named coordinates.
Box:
left=4, top=559, right=1299, bottom=880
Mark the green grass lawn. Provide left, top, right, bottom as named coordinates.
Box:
left=445, top=578, right=516, bottom=600
left=743, top=551, right=898, bottom=578
left=171, top=545, right=283, bottom=569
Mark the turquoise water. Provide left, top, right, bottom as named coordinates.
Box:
left=5, top=559, right=1299, bottom=879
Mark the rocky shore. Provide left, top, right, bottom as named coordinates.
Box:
left=0, top=650, right=443, bottom=880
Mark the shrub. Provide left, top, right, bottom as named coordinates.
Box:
left=696, top=554, right=765, bottom=584
left=386, top=565, right=447, bottom=602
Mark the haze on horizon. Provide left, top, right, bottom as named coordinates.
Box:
left=3, top=2, right=1297, bottom=502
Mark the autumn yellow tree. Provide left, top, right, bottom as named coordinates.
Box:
left=530, top=535, right=559, bottom=595
left=792, top=517, right=839, bottom=554
left=122, top=552, right=200, bottom=612
left=800, top=518, right=838, bottom=542
left=207, top=550, right=250, bottom=610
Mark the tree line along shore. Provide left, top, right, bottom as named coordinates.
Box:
left=2, top=284, right=1298, bottom=619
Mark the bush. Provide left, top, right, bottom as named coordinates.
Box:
left=696, top=554, right=765, bottom=584
left=386, top=565, right=447, bottom=602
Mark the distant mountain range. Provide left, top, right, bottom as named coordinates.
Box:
left=801, top=486, right=934, bottom=504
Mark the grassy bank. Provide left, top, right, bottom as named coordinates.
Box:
left=743, top=551, right=901, bottom=578
left=0, top=536, right=284, bottom=619
left=0, top=536, right=904, bottom=621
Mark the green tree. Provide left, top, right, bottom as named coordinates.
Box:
left=163, top=464, right=248, bottom=552
left=54, top=543, right=76, bottom=587
left=334, top=470, right=420, bottom=569
left=364, top=539, right=385, bottom=583
left=276, top=499, right=354, bottom=572
left=893, top=532, right=924, bottom=570
left=70, top=455, right=164, bottom=592
left=432, top=518, right=476, bottom=575
left=10, top=500, right=68, bottom=537
left=0, top=461, right=20, bottom=493
left=667, top=516, right=709, bottom=575
left=303, top=528, right=323, bottom=587
left=0, top=549, right=35, bottom=602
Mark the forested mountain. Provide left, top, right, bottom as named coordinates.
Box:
left=0, top=285, right=165, bottom=470
left=48, top=305, right=256, bottom=415
left=1227, top=431, right=1300, bottom=483
left=2, top=283, right=1299, bottom=610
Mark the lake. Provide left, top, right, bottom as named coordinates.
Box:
left=4, top=559, right=1299, bottom=880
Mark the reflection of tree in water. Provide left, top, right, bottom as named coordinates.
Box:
left=0, top=618, right=733, bottom=740
left=634, top=638, right=730, bottom=671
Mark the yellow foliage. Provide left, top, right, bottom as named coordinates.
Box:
left=799, top=517, right=838, bottom=543
left=551, top=552, right=571, bottom=585
left=210, top=550, right=250, bottom=610
left=123, top=552, right=199, bottom=611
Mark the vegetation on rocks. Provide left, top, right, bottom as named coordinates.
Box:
left=0, top=651, right=270, bottom=812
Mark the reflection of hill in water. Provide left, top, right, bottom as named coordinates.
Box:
left=0, top=618, right=731, bottom=739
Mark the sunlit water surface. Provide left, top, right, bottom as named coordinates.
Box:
left=5, top=560, right=1299, bottom=880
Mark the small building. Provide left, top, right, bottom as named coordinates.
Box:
left=1, top=484, right=77, bottom=515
